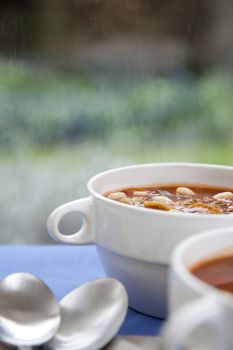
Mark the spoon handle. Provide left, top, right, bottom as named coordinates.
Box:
left=18, top=347, right=34, bottom=350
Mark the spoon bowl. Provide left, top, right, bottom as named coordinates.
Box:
left=45, top=278, right=128, bottom=350
left=0, top=272, right=61, bottom=348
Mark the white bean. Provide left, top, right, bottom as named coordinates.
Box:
left=107, top=192, right=127, bottom=201
left=144, top=196, right=174, bottom=211
left=151, top=195, right=174, bottom=205
left=213, top=192, right=233, bottom=200
left=133, top=191, right=148, bottom=196
left=144, top=200, right=172, bottom=211
left=176, top=187, right=195, bottom=196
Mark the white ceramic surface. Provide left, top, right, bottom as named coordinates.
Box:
left=47, top=163, right=233, bottom=318
left=164, top=226, right=233, bottom=350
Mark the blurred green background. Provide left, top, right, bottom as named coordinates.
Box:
left=1, top=0, right=233, bottom=243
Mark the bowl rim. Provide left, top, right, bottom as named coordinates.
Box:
left=171, top=226, right=233, bottom=300
left=87, top=162, right=233, bottom=219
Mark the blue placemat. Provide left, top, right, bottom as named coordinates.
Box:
left=0, top=245, right=163, bottom=336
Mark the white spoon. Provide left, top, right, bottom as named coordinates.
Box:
left=45, top=278, right=128, bottom=350
left=0, top=273, right=61, bottom=350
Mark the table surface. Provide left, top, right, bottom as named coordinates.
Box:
left=0, top=245, right=164, bottom=336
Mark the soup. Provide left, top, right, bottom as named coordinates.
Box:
left=104, top=184, right=233, bottom=214
left=190, top=253, right=233, bottom=294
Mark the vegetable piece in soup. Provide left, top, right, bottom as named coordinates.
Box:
left=104, top=184, right=233, bottom=214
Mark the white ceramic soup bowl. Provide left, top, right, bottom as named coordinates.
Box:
left=164, top=226, right=233, bottom=350
left=47, top=163, right=233, bottom=318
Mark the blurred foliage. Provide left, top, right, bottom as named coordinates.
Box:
left=0, top=59, right=233, bottom=153
left=1, top=59, right=233, bottom=243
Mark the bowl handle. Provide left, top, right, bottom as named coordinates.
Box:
left=163, top=295, right=227, bottom=350
left=47, top=197, right=95, bottom=244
